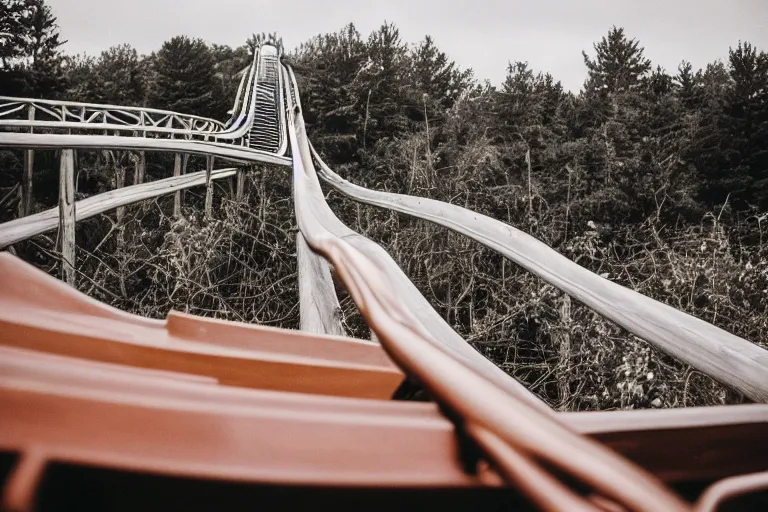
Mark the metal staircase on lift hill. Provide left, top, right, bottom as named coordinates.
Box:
left=248, top=49, right=282, bottom=153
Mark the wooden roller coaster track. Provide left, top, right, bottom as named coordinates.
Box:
left=0, top=40, right=766, bottom=511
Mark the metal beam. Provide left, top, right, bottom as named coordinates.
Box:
left=0, top=168, right=237, bottom=248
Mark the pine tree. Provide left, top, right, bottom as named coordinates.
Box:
left=92, top=44, right=146, bottom=105
left=675, top=60, right=699, bottom=108
left=0, top=0, right=65, bottom=97
left=149, top=36, right=217, bottom=117
left=64, top=53, right=100, bottom=102
left=23, top=0, right=67, bottom=97
left=0, top=0, right=28, bottom=68
left=583, top=26, right=651, bottom=93
left=210, top=43, right=251, bottom=120
left=354, top=22, right=411, bottom=146
left=293, top=23, right=367, bottom=162
left=725, top=42, right=768, bottom=208
left=409, top=35, right=472, bottom=111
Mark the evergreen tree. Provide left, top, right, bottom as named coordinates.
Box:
left=210, top=43, right=251, bottom=120
left=675, top=60, right=699, bottom=108
left=64, top=53, right=99, bottom=102
left=0, top=0, right=65, bottom=97
left=724, top=42, right=768, bottom=208
left=293, top=23, right=367, bottom=162
left=583, top=26, right=651, bottom=94
left=0, top=0, right=29, bottom=94
left=0, top=0, right=28, bottom=67
left=353, top=22, right=411, bottom=147
left=409, top=35, right=472, bottom=111
left=148, top=36, right=217, bottom=117
left=23, top=0, right=67, bottom=97
left=96, top=44, right=145, bottom=105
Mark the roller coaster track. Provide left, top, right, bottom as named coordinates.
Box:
left=0, top=39, right=767, bottom=511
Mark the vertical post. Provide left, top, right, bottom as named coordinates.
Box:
left=133, top=151, right=146, bottom=185
left=113, top=156, right=127, bottom=297
left=59, top=149, right=76, bottom=287
left=112, top=153, right=125, bottom=225
left=296, top=232, right=344, bottom=336
left=173, top=153, right=183, bottom=217
left=525, top=148, right=532, bottom=214
left=181, top=153, right=190, bottom=206
left=236, top=166, right=247, bottom=202
left=19, top=106, right=35, bottom=217
left=204, top=155, right=214, bottom=217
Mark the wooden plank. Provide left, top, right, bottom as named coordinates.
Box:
left=113, top=155, right=125, bottom=225
left=296, top=231, right=344, bottom=336
left=205, top=155, right=214, bottom=216
left=311, top=145, right=768, bottom=403
left=173, top=153, right=182, bottom=217
left=0, top=168, right=237, bottom=248
left=58, top=149, right=75, bottom=286
left=135, top=150, right=146, bottom=184
left=236, top=166, right=247, bottom=201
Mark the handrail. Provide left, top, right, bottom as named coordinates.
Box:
left=0, top=131, right=291, bottom=165
left=0, top=167, right=237, bottom=248
left=0, top=96, right=226, bottom=130
left=312, top=149, right=768, bottom=402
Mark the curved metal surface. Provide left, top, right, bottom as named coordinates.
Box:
left=0, top=253, right=403, bottom=399
left=0, top=131, right=291, bottom=165
left=312, top=150, right=768, bottom=402
left=279, top=67, right=550, bottom=415
left=0, top=167, right=237, bottom=248
left=0, top=353, right=499, bottom=505
left=285, top=65, right=691, bottom=512
left=695, top=471, right=768, bottom=512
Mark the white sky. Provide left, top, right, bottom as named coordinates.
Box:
left=50, top=0, right=768, bottom=91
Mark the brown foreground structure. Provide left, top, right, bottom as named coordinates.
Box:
left=1, top=253, right=767, bottom=511
left=1, top=41, right=768, bottom=512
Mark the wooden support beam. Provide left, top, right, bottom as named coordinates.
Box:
left=133, top=151, right=146, bottom=185
left=112, top=154, right=125, bottom=225
left=19, top=106, right=35, bottom=217
left=204, top=155, right=214, bottom=217
left=236, top=167, right=247, bottom=202
left=58, top=149, right=75, bottom=287
left=173, top=153, right=182, bottom=217
left=296, top=231, right=344, bottom=337
left=0, top=168, right=237, bottom=249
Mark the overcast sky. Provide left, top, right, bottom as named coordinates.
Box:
left=51, top=0, right=767, bottom=92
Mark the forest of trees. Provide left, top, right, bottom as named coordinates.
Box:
left=1, top=1, right=767, bottom=411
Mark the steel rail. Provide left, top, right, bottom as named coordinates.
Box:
left=279, top=66, right=551, bottom=415
left=312, top=150, right=768, bottom=402
left=286, top=67, right=690, bottom=512
left=695, top=471, right=768, bottom=512
left=0, top=131, right=291, bottom=165
left=0, top=167, right=237, bottom=248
